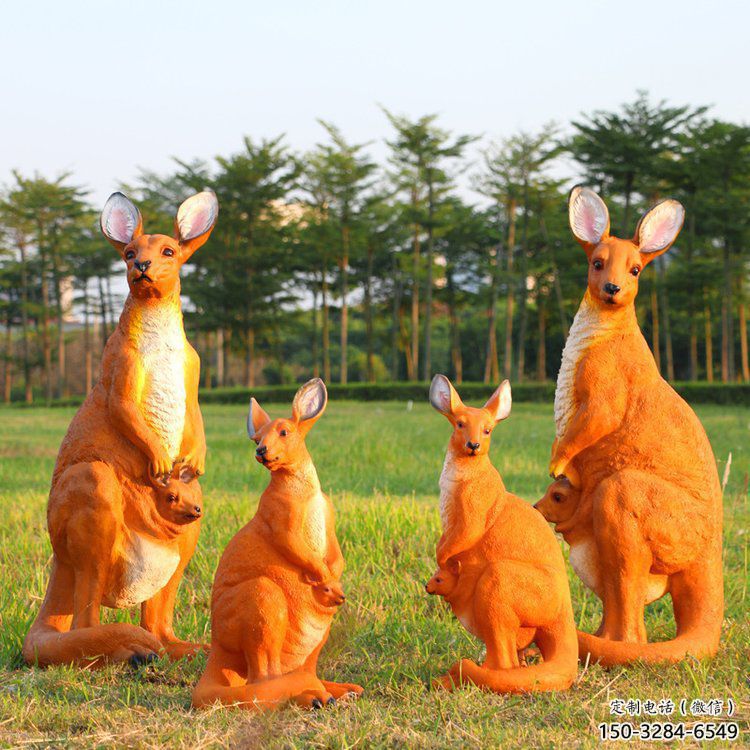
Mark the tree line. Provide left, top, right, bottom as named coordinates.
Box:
left=1, top=92, right=749, bottom=403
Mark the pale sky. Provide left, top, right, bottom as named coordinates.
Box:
left=2, top=0, right=748, bottom=206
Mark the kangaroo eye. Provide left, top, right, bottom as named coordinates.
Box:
left=456, top=421, right=464, bottom=429
left=553, top=493, right=563, bottom=502
left=592, top=259, right=603, bottom=271
left=631, top=266, right=640, bottom=277
left=279, top=429, right=288, bottom=437
left=163, top=247, right=175, bottom=257
left=484, top=428, right=491, bottom=435
left=125, top=250, right=135, bottom=260
left=167, top=493, right=178, bottom=503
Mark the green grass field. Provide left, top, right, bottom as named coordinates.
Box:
left=0, top=401, right=747, bottom=748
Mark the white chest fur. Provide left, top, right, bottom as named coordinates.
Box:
left=568, top=540, right=602, bottom=596
left=107, top=533, right=181, bottom=608
left=303, top=491, right=327, bottom=556
left=554, top=297, right=612, bottom=439
left=137, top=305, right=187, bottom=461
left=438, top=454, right=457, bottom=531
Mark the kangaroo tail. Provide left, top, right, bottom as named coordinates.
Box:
left=579, top=557, right=723, bottom=667
left=449, top=647, right=577, bottom=694
left=192, top=671, right=333, bottom=711
left=577, top=630, right=719, bottom=667
left=23, top=621, right=163, bottom=668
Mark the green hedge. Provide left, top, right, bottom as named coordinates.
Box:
left=198, top=380, right=749, bottom=406
left=6, top=381, right=749, bottom=408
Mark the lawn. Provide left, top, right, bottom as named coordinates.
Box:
left=0, top=400, right=747, bottom=748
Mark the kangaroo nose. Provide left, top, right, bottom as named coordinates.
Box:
left=193, top=505, right=201, bottom=515
left=604, top=282, right=620, bottom=296
left=467, top=441, right=480, bottom=451
left=256, top=445, right=267, bottom=456
left=134, top=259, right=151, bottom=272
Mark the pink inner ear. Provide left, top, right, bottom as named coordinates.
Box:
left=639, top=203, right=683, bottom=252
left=180, top=207, right=211, bottom=239
left=107, top=208, right=136, bottom=243
left=570, top=191, right=608, bottom=244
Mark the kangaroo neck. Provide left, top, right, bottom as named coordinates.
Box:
left=554, top=289, right=638, bottom=438
left=118, top=291, right=184, bottom=341
left=261, top=454, right=321, bottom=504
left=441, top=451, right=505, bottom=510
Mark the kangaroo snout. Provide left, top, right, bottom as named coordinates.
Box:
left=256, top=444, right=268, bottom=457
left=466, top=441, right=480, bottom=452
left=603, top=282, right=620, bottom=296
left=134, top=259, right=152, bottom=272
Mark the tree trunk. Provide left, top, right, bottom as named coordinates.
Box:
left=409, top=185, right=420, bottom=381
left=739, top=300, right=749, bottom=383
left=422, top=175, right=435, bottom=381
left=516, top=181, right=530, bottom=382
left=83, top=297, right=92, bottom=394
left=538, top=213, right=569, bottom=339
left=721, top=240, right=734, bottom=382
left=721, top=298, right=729, bottom=383
left=658, top=256, right=674, bottom=381
left=650, top=284, right=661, bottom=373
left=40, top=261, right=53, bottom=404
left=364, top=242, right=375, bottom=382
left=503, top=198, right=517, bottom=381
left=687, top=198, right=698, bottom=381
left=216, top=328, right=225, bottom=387
left=3, top=311, right=12, bottom=403
left=98, top=276, right=109, bottom=350
left=689, top=317, right=699, bottom=382
left=537, top=292, right=546, bottom=381
left=311, top=287, right=320, bottom=379
left=51, top=248, right=66, bottom=398
left=203, top=331, right=212, bottom=389
left=704, top=302, right=714, bottom=383
left=483, top=244, right=500, bottom=384
left=340, top=223, right=350, bottom=384
left=621, top=173, right=634, bottom=235
left=391, top=257, right=402, bottom=381
left=321, top=267, right=331, bottom=383
left=245, top=327, right=255, bottom=387
left=18, top=235, right=32, bottom=404
left=446, top=264, right=462, bottom=384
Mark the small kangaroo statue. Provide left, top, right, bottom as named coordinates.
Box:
left=192, top=379, right=363, bottom=712
left=427, top=375, right=578, bottom=694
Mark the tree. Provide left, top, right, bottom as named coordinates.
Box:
left=307, top=122, right=377, bottom=383
left=383, top=109, right=477, bottom=380
left=569, top=91, right=705, bottom=233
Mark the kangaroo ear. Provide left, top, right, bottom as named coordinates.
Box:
left=101, top=192, right=143, bottom=256
left=292, top=378, right=328, bottom=435
left=484, top=380, right=512, bottom=423
left=568, top=186, right=609, bottom=256
left=636, top=199, right=685, bottom=263
left=175, top=190, right=219, bottom=262
left=178, top=465, right=196, bottom=483
left=429, top=374, right=462, bottom=417
left=247, top=397, right=271, bottom=439
left=448, top=558, right=462, bottom=576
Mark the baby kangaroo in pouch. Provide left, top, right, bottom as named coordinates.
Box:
left=23, top=191, right=218, bottom=668
left=193, top=379, right=363, bottom=712
left=428, top=375, right=578, bottom=694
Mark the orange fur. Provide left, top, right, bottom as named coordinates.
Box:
left=23, top=191, right=218, bottom=668
left=192, top=379, right=363, bottom=712
left=427, top=376, right=578, bottom=694
left=550, top=187, right=723, bottom=665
